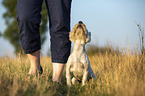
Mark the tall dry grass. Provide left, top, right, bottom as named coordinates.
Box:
left=0, top=47, right=145, bottom=96
left=87, top=50, right=145, bottom=96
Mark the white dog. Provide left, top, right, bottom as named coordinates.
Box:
left=66, top=21, right=96, bottom=86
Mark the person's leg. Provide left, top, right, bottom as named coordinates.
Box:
left=17, top=0, right=43, bottom=74
left=45, top=0, right=72, bottom=83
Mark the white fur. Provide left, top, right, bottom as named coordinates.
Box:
left=66, top=22, right=96, bottom=86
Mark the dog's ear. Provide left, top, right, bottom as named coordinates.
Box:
left=85, top=32, right=91, bottom=43
left=69, top=31, right=76, bottom=42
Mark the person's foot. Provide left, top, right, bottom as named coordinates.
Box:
left=27, top=50, right=43, bottom=75
left=52, top=63, right=65, bottom=85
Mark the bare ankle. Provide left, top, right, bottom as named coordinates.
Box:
left=27, top=50, right=43, bottom=75
left=52, top=63, right=65, bottom=84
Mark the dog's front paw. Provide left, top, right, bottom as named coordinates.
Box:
left=67, top=82, right=72, bottom=86
left=82, top=81, right=86, bottom=86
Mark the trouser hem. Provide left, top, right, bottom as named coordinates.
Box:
left=52, top=58, right=68, bottom=64
left=24, top=47, right=41, bottom=54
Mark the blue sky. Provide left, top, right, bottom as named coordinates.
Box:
left=0, top=0, right=145, bottom=57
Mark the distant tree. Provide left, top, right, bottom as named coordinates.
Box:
left=2, top=0, right=48, bottom=53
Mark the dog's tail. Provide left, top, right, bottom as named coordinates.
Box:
left=88, top=65, right=97, bottom=79
left=92, top=72, right=97, bottom=79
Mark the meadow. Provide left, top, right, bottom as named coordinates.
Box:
left=0, top=46, right=145, bottom=96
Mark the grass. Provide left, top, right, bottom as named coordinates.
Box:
left=0, top=47, right=145, bottom=96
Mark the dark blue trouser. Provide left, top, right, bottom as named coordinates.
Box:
left=17, top=0, right=71, bottom=63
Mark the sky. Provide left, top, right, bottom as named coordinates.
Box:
left=0, top=0, right=145, bottom=57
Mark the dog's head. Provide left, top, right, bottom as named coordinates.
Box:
left=69, top=21, right=91, bottom=45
